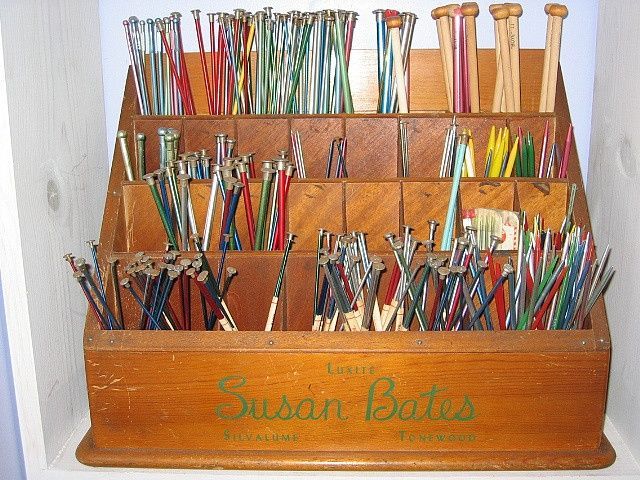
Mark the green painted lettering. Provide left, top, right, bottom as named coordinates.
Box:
left=215, top=376, right=248, bottom=419
left=365, top=377, right=397, bottom=421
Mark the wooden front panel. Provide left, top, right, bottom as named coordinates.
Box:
left=516, top=181, right=568, bottom=231
left=290, top=117, right=344, bottom=178
left=459, top=180, right=516, bottom=212
left=345, top=182, right=401, bottom=250
left=344, top=117, right=398, bottom=178
left=86, top=348, right=608, bottom=453
left=182, top=118, right=236, bottom=154
left=236, top=117, right=289, bottom=162
left=402, top=181, right=451, bottom=247
left=287, top=182, right=344, bottom=250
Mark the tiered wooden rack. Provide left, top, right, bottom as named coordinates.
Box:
left=76, top=49, right=614, bottom=471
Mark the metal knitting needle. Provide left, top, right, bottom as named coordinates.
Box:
left=458, top=266, right=481, bottom=330
left=153, top=269, right=179, bottom=330
left=469, top=264, right=513, bottom=328
left=143, top=173, right=177, bottom=248
left=177, top=174, right=190, bottom=250
left=363, top=261, right=385, bottom=331
left=404, top=259, right=431, bottom=331
left=76, top=258, right=118, bottom=329
left=349, top=262, right=374, bottom=310
left=86, top=240, right=106, bottom=303
left=196, top=270, right=236, bottom=331
left=220, top=266, right=237, bottom=299
left=388, top=239, right=429, bottom=330
left=202, top=170, right=220, bottom=251
left=506, top=260, right=517, bottom=329
left=386, top=266, right=420, bottom=331
left=265, top=233, right=295, bottom=331
left=108, top=256, right=125, bottom=328
left=72, top=270, right=108, bottom=329
left=322, top=255, right=359, bottom=331
left=136, top=133, right=146, bottom=180
left=117, top=130, right=135, bottom=181
left=120, top=278, right=161, bottom=330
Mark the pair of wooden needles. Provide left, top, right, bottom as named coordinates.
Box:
left=433, top=3, right=568, bottom=113
left=540, top=3, right=569, bottom=112
left=432, top=3, right=481, bottom=113
left=490, top=3, right=523, bottom=113
left=495, top=2, right=569, bottom=113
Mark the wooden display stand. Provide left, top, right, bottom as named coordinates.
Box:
left=76, top=49, right=615, bottom=470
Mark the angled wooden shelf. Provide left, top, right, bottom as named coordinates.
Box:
left=76, top=49, right=614, bottom=471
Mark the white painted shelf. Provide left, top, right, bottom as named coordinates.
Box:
left=47, top=417, right=639, bottom=480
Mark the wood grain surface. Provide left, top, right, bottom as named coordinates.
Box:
left=79, top=50, right=613, bottom=471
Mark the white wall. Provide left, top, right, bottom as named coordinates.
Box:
left=587, top=0, right=640, bottom=462
left=0, top=0, right=107, bottom=471
left=0, top=278, right=25, bottom=479
left=99, top=0, right=598, bottom=178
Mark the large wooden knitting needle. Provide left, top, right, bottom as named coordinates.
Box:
left=490, top=4, right=504, bottom=112
left=539, top=3, right=554, bottom=111
left=432, top=7, right=453, bottom=112
left=545, top=4, right=568, bottom=112
left=433, top=6, right=455, bottom=112
left=461, top=3, right=480, bottom=113
left=506, top=3, right=522, bottom=111
left=492, top=6, right=515, bottom=112
left=385, top=15, right=409, bottom=113
left=450, top=6, right=466, bottom=112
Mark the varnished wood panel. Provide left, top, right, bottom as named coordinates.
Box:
left=404, top=116, right=452, bottom=177
left=236, top=117, right=289, bottom=163
left=290, top=117, right=344, bottom=178
left=287, top=182, right=344, bottom=250
left=516, top=180, right=568, bottom=231
left=459, top=180, right=516, bottom=212
left=182, top=118, right=236, bottom=155
left=344, top=116, right=398, bottom=178
left=345, top=182, right=401, bottom=250
left=80, top=51, right=614, bottom=471
left=84, top=348, right=609, bottom=453
left=402, top=181, right=452, bottom=247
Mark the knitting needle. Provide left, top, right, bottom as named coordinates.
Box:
left=192, top=10, right=214, bottom=114
left=545, top=4, right=569, bottom=112
left=461, top=3, right=480, bottom=113
left=265, top=233, right=295, bottom=331
left=442, top=133, right=469, bottom=249
left=492, top=6, right=515, bottom=112
left=506, top=3, right=523, bottom=111
left=117, top=130, right=135, bottom=182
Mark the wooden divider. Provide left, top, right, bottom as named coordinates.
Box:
left=119, top=178, right=569, bottom=253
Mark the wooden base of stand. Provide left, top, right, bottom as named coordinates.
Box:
left=77, top=428, right=615, bottom=471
